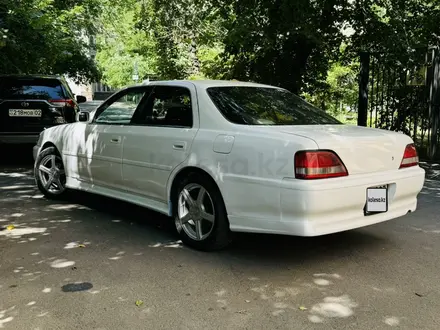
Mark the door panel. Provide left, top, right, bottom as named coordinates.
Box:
left=73, top=87, right=150, bottom=189
left=122, top=127, right=197, bottom=201
left=76, top=124, right=126, bottom=189
left=122, top=84, right=199, bottom=202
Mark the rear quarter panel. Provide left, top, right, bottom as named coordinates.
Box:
left=173, top=127, right=318, bottom=223
left=220, top=131, right=318, bottom=222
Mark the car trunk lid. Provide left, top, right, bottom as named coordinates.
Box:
left=279, top=125, right=413, bottom=175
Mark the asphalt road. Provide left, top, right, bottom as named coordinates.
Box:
left=1, top=145, right=440, bottom=330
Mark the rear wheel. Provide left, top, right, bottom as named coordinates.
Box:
left=174, top=173, right=232, bottom=251
left=34, top=146, right=67, bottom=199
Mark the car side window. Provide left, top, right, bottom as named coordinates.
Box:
left=139, top=86, right=193, bottom=128
left=94, top=89, right=146, bottom=125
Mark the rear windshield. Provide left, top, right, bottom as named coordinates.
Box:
left=206, top=86, right=341, bottom=125
left=0, top=78, right=65, bottom=100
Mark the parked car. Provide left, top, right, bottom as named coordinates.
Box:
left=32, top=80, right=425, bottom=251
left=0, top=74, right=87, bottom=145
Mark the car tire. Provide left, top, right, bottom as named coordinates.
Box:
left=174, top=173, right=232, bottom=251
left=34, top=146, right=67, bottom=199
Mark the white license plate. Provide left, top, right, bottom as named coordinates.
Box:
left=8, top=109, right=42, bottom=117
left=366, top=187, right=388, bottom=213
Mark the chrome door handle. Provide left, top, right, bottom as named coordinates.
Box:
left=173, top=142, right=186, bottom=150
left=110, top=137, right=121, bottom=143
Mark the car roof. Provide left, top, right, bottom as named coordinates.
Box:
left=141, top=79, right=281, bottom=89
left=0, top=74, right=64, bottom=81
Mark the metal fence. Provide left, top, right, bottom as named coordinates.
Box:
left=357, top=47, right=440, bottom=161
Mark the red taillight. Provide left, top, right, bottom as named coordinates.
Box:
left=399, top=143, right=419, bottom=168
left=295, top=150, right=348, bottom=180
left=49, top=99, right=75, bottom=107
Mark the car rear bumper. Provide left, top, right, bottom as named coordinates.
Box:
left=0, top=134, right=39, bottom=144
left=227, top=166, right=425, bottom=236
left=278, top=166, right=425, bottom=236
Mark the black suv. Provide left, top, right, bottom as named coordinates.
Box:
left=0, top=74, right=87, bottom=144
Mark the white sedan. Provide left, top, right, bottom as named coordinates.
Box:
left=33, top=80, right=425, bottom=251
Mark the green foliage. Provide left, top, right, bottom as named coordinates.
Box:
left=95, top=0, right=157, bottom=88
left=0, top=0, right=101, bottom=83
left=137, top=0, right=226, bottom=80
left=347, top=0, right=440, bottom=65
left=2, top=0, right=439, bottom=104
left=303, top=60, right=359, bottom=116
left=215, top=0, right=353, bottom=94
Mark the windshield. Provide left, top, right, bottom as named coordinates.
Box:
left=0, top=78, right=65, bottom=100
left=206, top=86, right=341, bottom=125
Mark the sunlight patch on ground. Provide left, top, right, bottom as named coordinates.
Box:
left=148, top=240, right=183, bottom=248
left=0, top=316, right=13, bottom=328
left=384, top=316, right=400, bottom=326
left=314, top=278, right=332, bottom=286
left=64, top=242, right=79, bottom=249
left=308, top=315, right=324, bottom=323
left=0, top=227, right=47, bottom=237
left=313, top=273, right=341, bottom=279
left=0, top=185, right=34, bottom=190
left=0, top=172, right=29, bottom=177
left=42, top=288, right=52, bottom=293
left=215, top=289, right=226, bottom=297
left=46, top=204, right=81, bottom=211
left=50, top=259, right=75, bottom=268
left=309, top=295, right=358, bottom=320
left=0, top=306, right=15, bottom=329
left=49, top=219, right=71, bottom=223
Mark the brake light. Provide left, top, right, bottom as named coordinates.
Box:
left=49, top=99, right=75, bottom=107
left=399, top=143, right=419, bottom=168
left=295, top=150, right=348, bottom=179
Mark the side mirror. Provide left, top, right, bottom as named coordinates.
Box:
left=78, top=111, right=90, bottom=122
left=76, top=95, right=87, bottom=104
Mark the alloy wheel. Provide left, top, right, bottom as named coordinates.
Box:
left=177, top=183, right=215, bottom=241
left=38, top=154, right=66, bottom=195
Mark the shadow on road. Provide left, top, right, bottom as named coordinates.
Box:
left=0, top=144, right=35, bottom=168
left=0, top=145, right=392, bottom=267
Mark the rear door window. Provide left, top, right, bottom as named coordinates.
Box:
left=0, top=78, right=65, bottom=100
left=207, top=86, right=341, bottom=125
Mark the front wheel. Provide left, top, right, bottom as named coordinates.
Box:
left=34, top=146, right=67, bottom=199
left=174, top=173, right=232, bottom=251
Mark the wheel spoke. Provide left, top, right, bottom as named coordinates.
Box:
left=180, top=212, right=192, bottom=224
left=196, top=187, right=206, bottom=205
left=182, top=189, right=196, bottom=208
left=44, top=176, right=54, bottom=190
left=195, top=219, right=203, bottom=240
left=49, top=155, right=56, bottom=168
left=201, top=210, right=214, bottom=223
left=39, top=165, right=51, bottom=175
left=53, top=177, right=63, bottom=190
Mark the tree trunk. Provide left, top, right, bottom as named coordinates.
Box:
left=188, top=30, right=200, bottom=77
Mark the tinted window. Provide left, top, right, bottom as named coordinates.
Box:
left=94, top=89, right=146, bottom=124
left=140, top=86, right=193, bottom=127
left=207, top=87, right=341, bottom=125
left=0, top=78, right=65, bottom=100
